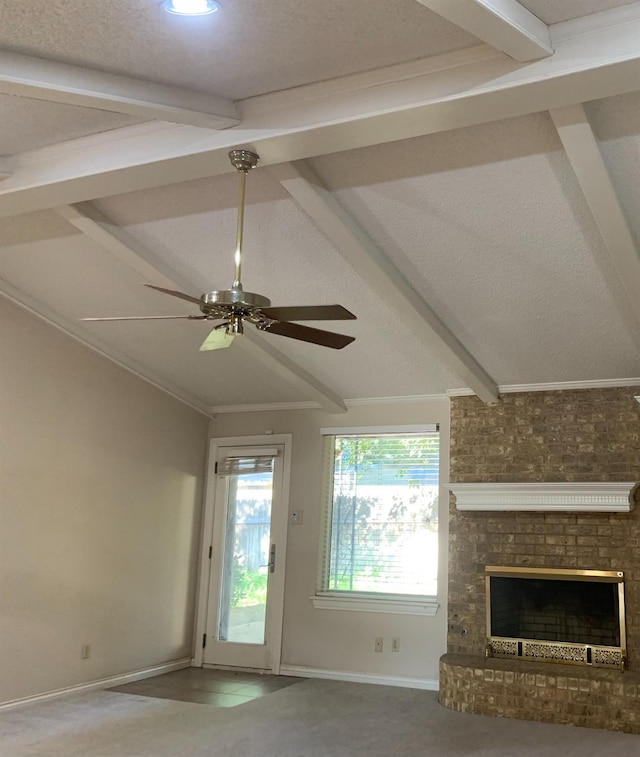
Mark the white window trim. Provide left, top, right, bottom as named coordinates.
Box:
left=316, top=427, right=440, bottom=611
left=312, top=593, right=439, bottom=616
left=321, top=424, right=438, bottom=436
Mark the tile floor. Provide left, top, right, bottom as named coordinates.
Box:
left=108, top=668, right=302, bottom=708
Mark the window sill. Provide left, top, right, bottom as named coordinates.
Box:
left=311, top=594, right=439, bottom=616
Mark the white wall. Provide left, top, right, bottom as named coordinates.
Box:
left=0, top=297, right=210, bottom=704
left=210, top=398, right=450, bottom=683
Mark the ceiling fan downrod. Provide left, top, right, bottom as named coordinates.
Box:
left=229, top=149, right=259, bottom=291
left=81, top=145, right=356, bottom=350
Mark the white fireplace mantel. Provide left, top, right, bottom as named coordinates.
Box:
left=449, top=482, right=638, bottom=513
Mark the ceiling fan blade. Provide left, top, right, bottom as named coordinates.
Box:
left=261, top=321, right=355, bottom=349
left=199, top=328, right=235, bottom=351
left=260, top=304, right=356, bottom=321
left=81, top=315, right=207, bottom=321
left=144, top=284, right=202, bottom=305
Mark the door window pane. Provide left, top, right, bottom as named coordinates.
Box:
left=218, top=465, right=273, bottom=644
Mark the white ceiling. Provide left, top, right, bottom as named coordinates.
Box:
left=0, top=95, right=141, bottom=155
left=311, top=110, right=640, bottom=383
left=0, top=0, right=477, bottom=99
left=520, top=0, right=638, bottom=23
left=1, top=0, right=639, bottom=415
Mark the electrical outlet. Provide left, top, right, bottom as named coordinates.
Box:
left=81, top=644, right=91, bottom=660
left=391, top=637, right=400, bottom=653
left=290, top=510, right=303, bottom=525
left=374, top=636, right=383, bottom=653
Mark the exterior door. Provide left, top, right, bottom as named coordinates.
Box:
left=202, top=442, right=288, bottom=670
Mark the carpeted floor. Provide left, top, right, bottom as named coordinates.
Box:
left=2, top=678, right=640, bottom=757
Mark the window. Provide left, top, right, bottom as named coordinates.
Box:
left=314, top=427, right=440, bottom=614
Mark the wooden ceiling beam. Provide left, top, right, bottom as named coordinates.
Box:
left=415, top=0, right=552, bottom=62
left=272, top=161, right=500, bottom=404
left=53, top=203, right=348, bottom=414
left=0, top=49, right=239, bottom=129
left=0, top=6, right=639, bottom=217
left=550, top=104, right=640, bottom=348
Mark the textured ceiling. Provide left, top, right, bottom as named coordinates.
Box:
left=93, top=174, right=463, bottom=400
left=1, top=1, right=639, bottom=412
left=312, top=114, right=639, bottom=383
left=0, top=95, right=140, bottom=155
left=85, top=107, right=639, bottom=402
left=520, top=0, right=638, bottom=24
left=0, top=231, right=311, bottom=407
left=586, top=92, right=640, bottom=254
left=0, top=0, right=477, bottom=100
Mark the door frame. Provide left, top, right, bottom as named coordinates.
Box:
left=192, top=434, right=292, bottom=673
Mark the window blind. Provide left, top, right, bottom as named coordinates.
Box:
left=317, top=431, right=439, bottom=598
left=217, top=454, right=276, bottom=477
left=317, top=434, right=337, bottom=592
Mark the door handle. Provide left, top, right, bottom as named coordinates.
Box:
left=261, top=544, right=276, bottom=573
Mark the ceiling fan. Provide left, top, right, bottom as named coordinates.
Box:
left=82, top=149, right=356, bottom=351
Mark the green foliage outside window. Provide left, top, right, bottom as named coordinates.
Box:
left=327, top=433, right=439, bottom=596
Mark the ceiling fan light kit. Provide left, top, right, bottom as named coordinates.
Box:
left=82, top=149, right=356, bottom=351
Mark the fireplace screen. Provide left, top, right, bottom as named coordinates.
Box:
left=485, top=566, right=626, bottom=669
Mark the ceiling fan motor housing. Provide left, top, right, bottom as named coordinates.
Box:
left=201, top=289, right=271, bottom=314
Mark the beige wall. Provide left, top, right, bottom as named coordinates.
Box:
left=210, top=398, right=450, bottom=683
left=0, top=297, right=210, bottom=704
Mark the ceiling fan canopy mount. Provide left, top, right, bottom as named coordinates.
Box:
left=228, top=149, right=260, bottom=173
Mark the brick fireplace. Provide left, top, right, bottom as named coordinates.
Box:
left=440, top=387, right=640, bottom=733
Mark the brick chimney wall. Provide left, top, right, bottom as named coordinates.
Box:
left=447, top=388, right=640, bottom=666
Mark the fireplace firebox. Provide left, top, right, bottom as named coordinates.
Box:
left=485, top=566, right=626, bottom=669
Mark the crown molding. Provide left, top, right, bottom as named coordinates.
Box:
left=211, top=401, right=321, bottom=414
left=210, top=393, right=451, bottom=414
left=346, top=394, right=449, bottom=406
left=212, top=383, right=640, bottom=413
left=449, top=482, right=638, bottom=513
left=447, top=378, right=640, bottom=397
left=0, top=283, right=215, bottom=419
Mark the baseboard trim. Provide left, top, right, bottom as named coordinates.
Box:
left=279, top=665, right=438, bottom=691
left=0, top=657, right=192, bottom=712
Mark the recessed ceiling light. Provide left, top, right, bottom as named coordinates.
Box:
left=163, top=0, right=219, bottom=15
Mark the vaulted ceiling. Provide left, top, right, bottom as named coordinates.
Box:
left=1, top=0, right=639, bottom=415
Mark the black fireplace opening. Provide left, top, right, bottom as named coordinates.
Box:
left=489, top=576, right=620, bottom=647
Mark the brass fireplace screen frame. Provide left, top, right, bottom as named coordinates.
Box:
left=485, top=566, right=626, bottom=669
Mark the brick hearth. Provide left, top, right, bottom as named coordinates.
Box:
left=440, top=654, right=640, bottom=732
left=442, top=388, right=640, bottom=732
